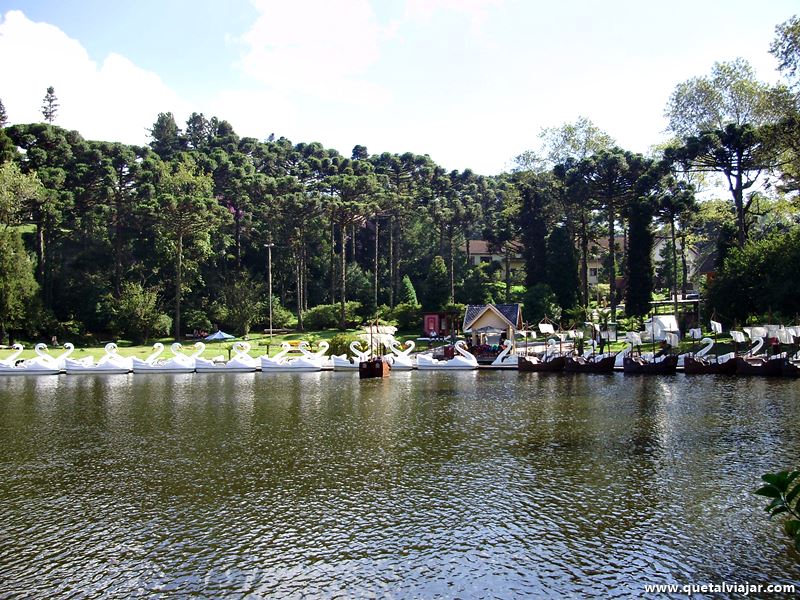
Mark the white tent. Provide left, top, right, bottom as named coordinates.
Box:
left=642, top=315, right=679, bottom=342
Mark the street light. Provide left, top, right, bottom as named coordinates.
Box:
left=264, top=242, right=275, bottom=344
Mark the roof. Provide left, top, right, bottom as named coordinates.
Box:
left=464, top=240, right=524, bottom=255
left=463, top=303, right=523, bottom=331
left=697, top=251, right=718, bottom=274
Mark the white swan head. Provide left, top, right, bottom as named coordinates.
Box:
left=34, top=343, right=50, bottom=358
left=171, top=342, right=184, bottom=355
left=233, top=341, right=251, bottom=357
left=315, top=340, right=330, bottom=357
left=104, top=342, right=119, bottom=355
left=191, top=341, right=206, bottom=358
left=349, top=340, right=370, bottom=360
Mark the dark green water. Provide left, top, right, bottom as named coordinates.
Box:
left=0, top=372, right=798, bottom=597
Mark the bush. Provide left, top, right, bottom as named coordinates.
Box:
left=184, top=309, right=212, bottom=333
left=107, top=282, right=172, bottom=344
left=390, top=302, right=422, bottom=331
left=271, top=300, right=297, bottom=329
left=755, top=469, right=800, bottom=553
left=523, top=283, right=561, bottom=323
left=328, top=332, right=364, bottom=356
left=304, top=302, right=363, bottom=329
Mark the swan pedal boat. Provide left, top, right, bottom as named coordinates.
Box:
left=65, top=343, right=132, bottom=374
left=416, top=341, right=478, bottom=370
left=131, top=342, right=198, bottom=373
left=386, top=339, right=416, bottom=370
left=0, top=343, right=62, bottom=375
left=332, top=341, right=371, bottom=371
left=260, top=341, right=329, bottom=372
left=195, top=341, right=259, bottom=373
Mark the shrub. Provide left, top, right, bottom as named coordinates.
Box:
left=304, top=302, right=363, bottom=329
left=390, top=302, right=422, bottom=331
left=107, top=282, right=172, bottom=344
left=327, top=332, right=364, bottom=356
left=755, top=469, right=800, bottom=553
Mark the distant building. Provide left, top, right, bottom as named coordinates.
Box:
left=462, top=240, right=525, bottom=274
left=462, top=303, right=523, bottom=346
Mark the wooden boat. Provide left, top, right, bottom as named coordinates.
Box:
left=682, top=355, right=737, bottom=375
left=563, top=354, right=616, bottom=373
left=623, top=355, right=678, bottom=374
left=358, top=357, right=390, bottom=379
left=518, top=355, right=565, bottom=372
left=735, top=356, right=784, bottom=377
left=782, top=360, right=800, bottom=378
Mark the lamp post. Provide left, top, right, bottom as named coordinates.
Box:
left=264, top=242, right=275, bottom=344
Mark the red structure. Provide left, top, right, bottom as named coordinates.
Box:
left=422, top=312, right=457, bottom=337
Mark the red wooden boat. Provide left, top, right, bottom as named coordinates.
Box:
left=518, top=355, right=565, bottom=372
left=564, top=354, right=616, bottom=373
left=683, top=356, right=737, bottom=375
left=735, top=356, right=784, bottom=377
left=623, top=355, right=678, bottom=374
left=359, top=357, right=390, bottom=379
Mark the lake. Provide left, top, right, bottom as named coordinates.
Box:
left=1, top=372, right=798, bottom=597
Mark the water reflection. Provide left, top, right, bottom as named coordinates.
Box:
left=0, top=372, right=798, bottom=596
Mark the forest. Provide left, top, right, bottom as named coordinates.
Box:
left=1, top=16, right=800, bottom=343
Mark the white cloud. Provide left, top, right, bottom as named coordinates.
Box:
left=238, top=0, right=391, bottom=106
left=403, top=0, right=503, bottom=32
left=0, top=9, right=189, bottom=144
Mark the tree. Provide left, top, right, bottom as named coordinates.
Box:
left=664, top=59, right=791, bottom=138
left=545, top=225, right=579, bottom=311
left=41, top=87, right=58, bottom=123
left=567, top=149, right=651, bottom=319
left=398, top=274, right=418, bottom=305
left=0, top=229, right=38, bottom=343
left=107, top=282, right=171, bottom=344
left=624, top=197, right=655, bottom=317
left=665, top=124, right=783, bottom=247
left=771, top=16, right=800, bottom=90
left=351, top=145, right=369, bottom=160
left=0, top=98, right=7, bottom=128
left=220, top=274, right=265, bottom=336
left=424, top=255, right=450, bottom=310
left=149, top=112, right=184, bottom=160
left=707, top=227, right=800, bottom=323
left=155, top=158, right=228, bottom=338
left=0, top=161, right=44, bottom=227
left=655, top=178, right=696, bottom=315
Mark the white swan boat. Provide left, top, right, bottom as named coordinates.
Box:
left=417, top=340, right=478, bottom=370
left=387, top=339, right=416, bottom=370
left=0, top=343, right=24, bottom=367
left=0, top=343, right=62, bottom=375
left=132, top=342, right=197, bottom=373
left=260, top=341, right=324, bottom=372
left=332, top=341, right=370, bottom=371
left=491, top=339, right=518, bottom=366
left=64, top=342, right=133, bottom=374
left=195, top=341, right=259, bottom=373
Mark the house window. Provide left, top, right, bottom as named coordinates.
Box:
left=589, top=268, right=598, bottom=277
left=480, top=256, right=492, bottom=264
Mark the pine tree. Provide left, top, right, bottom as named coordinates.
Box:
left=41, top=86, right=59, bottom=123
left=424, top=256, right=450, bottom=310
left=0, top=98, right=7, bottom=128
left=625, top=198, right=655, bottom=317
left=398, top=274, right=418, bottom=305
left=545, top=225, right=579, bottom=311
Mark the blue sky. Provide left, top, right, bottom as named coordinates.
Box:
left=1, top=1, right=797, bottom=174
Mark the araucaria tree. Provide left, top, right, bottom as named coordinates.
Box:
left=41, top=87, right=59, bottom=123
left=156, top=158, right=228, bottom=338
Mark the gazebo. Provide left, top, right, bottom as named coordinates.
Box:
left=462, top=304, right=523, bottom=347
